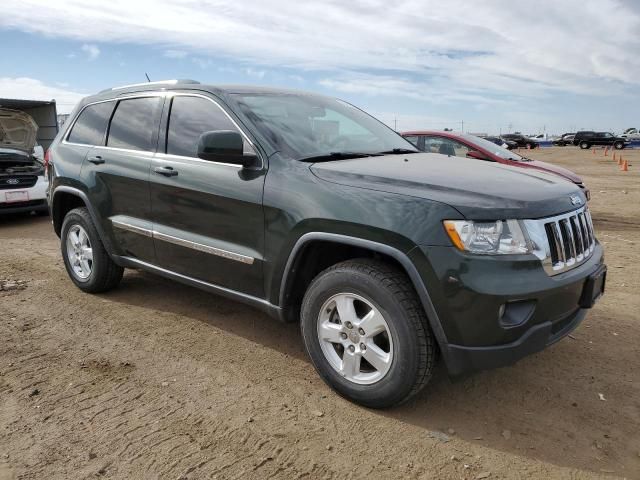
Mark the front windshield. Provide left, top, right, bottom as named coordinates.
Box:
left=232, top=93, right=418, bottom=160
left=460, top=133, right=525, bottom=161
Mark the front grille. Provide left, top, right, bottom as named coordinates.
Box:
left=543, top=208, right=595, bottom=274
left=0, top=176, right=38, bottom=190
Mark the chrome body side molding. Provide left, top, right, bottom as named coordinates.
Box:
left=110, top=216, right=254, bottom=265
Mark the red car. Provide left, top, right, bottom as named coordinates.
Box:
left=402, top=130, right=589, bottom=199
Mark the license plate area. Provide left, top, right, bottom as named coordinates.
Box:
left=5, top=191, right=30, bottom=203
left=579, top=265, right=607, bottom=308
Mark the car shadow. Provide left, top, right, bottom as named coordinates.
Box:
left=103, top=269, right=638, bottom=477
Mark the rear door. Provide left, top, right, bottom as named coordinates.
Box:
left=80, top=94, right=163, bottom=263
left=149, top=93, right=266, bottom=297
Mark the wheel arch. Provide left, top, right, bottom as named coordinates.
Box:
left=51, top=186, right=115, bottom=255
left=277, top=232, right=451, bottom=362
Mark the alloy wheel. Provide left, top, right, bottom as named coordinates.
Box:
left=317, top=293, right=393, bottom=385
left=66, top=224, right=93, bottom=279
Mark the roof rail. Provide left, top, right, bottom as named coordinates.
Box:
left=100, top=79, right=200, bottom=93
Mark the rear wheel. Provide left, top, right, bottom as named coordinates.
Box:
left=579, top=141, right=590, bottom=149
left=61, top=207, right=123, bottom=293
left=300, top=259, right=435, bottom=408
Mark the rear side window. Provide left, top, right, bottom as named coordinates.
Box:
left=166, top=96, right=239, bottom=158
left=107, top=97, right=162, bottom=151
left=67, top=102, right=114, bottom=145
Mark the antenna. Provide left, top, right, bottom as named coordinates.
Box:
left=145, top=73, right=151, bottom=82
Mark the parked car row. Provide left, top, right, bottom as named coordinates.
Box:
left=401, top=130, right=589, bottom=199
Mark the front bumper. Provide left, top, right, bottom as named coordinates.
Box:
left=0, top=199, right=48, bottom=214
left=412, top=243, right=605, bottom=376
left=0, top=176, right=48, bottom=214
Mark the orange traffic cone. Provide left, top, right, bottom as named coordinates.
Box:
left=526, top=143, right=531, bottom=150
left=621, top=160, right=629, bottom=172
left=618, top=155, right=623, bottom=166
left=613, top=151, right=617, bottom=162
left=604, top=147, right=609, bottom=157
left=592, top=148, right=596, bottom=155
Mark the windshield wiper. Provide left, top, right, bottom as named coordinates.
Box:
left=376, top=148, right=420, bottom=155
left=298, top=152, right=380, bottom=163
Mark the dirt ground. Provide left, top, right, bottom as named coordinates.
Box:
left=1, top=147, right=638, bottom=480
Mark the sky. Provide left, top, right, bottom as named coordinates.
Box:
left=1, top=0, right=639, bottom=135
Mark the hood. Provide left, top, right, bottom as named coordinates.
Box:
left=515, top=159, right=582, bottom=184
left=0, top=108, right=38, bottom=153
left=310, top=153, right=586, bottom=219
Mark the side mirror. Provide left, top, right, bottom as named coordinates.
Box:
left=197, top=130, right=260, bottom=168
left=466, top=150, right=490, bottom=161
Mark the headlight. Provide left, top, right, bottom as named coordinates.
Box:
left=443, top=219, right=532, bottom=255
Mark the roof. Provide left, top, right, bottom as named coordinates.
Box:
left=401, top=130, right=464, bottom=138
left=83, top=80, right=326, bottom=105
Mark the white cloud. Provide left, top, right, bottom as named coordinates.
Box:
left=1, top=0, right=639, bottom=103
left=244, top=67, right=266, bottom=79
left=191, top=57, right=212, bottom=69
left=0, top=77, right=85, bottom=114
left=81, top=43, right=100, bottom=60
left=164, top=49, right=188, bottom=59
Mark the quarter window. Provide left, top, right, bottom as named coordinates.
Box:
left=166, top=96, right=248, bottom=158
left=67, top=102, right=114, bottom=146
left=107, top=97, right=162, bottom=151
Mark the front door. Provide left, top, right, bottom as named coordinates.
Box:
left=149, top=93, right=266, bottom=298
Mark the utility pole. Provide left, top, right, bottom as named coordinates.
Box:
left=394, top=116, right=397, bottom=131
left=461, top=120, right=464, bottom=132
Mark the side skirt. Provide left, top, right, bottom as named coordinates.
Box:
left=113, top=255, right=284, bottom=321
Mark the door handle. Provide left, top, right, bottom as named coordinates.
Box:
left=154, top=166, right=178, bottom=177
left=87, top=155, right=105, bottom=165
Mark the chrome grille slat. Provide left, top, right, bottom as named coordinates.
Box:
left=570, top=216, right=584, bottom=259
left=551, top=222, right=566, bottom=263
left=577, top=213, right=588, bottom=254
left=524, top=206, right=597, bottom=276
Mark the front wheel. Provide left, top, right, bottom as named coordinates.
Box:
left=614, top=141, right=625, bottom=150
left=300, top=259, right=435, bottom=408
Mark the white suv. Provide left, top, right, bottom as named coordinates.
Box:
left=0, top=108, right=49, bottom=215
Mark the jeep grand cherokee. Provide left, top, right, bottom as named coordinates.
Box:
left=47, top=80, right=606, bottom=408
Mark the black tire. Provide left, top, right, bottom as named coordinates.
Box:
left=579, top=142, right=590, bottom=149
left=614, top=141, right=625, bottom=150
left=61, top=207, right=123, bottom=293
left=300, top=258, right=435, bottom=408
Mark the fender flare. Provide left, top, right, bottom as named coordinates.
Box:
left=278, top=232, right=452, bottom=365
left=51, top=186, right=116, bottom=255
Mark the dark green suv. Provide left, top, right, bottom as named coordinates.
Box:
left=47, top=80, right=606, bottom=408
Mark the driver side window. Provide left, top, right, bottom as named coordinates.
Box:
left=423, top=137, right=471, bottom=157
left=167, top=96, right=254, bottom=158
